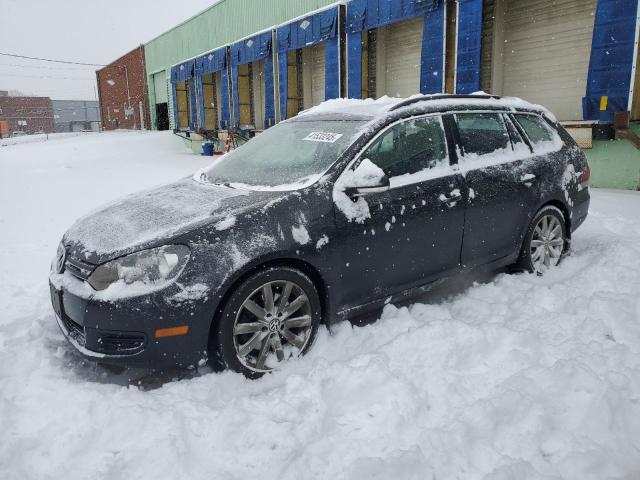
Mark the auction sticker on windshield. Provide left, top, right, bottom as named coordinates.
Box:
left=303, top=132, right=343, bottom=143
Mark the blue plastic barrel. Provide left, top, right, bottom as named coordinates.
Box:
left=202, top=142, right=214, bottom=156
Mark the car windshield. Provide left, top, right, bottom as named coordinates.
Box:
left=198, top=120, right=365, bottom=189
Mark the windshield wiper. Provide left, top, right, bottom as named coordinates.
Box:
left=197, top=172, right=235, bottom=189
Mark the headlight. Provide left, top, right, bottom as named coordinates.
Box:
left=88, top=245, right=190, bottom=291
left=52, top=242, right=66, bottom=274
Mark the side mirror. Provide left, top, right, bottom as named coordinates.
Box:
left=344, top=159, right=390, bottom=197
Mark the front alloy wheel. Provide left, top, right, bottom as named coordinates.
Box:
left=213, top=267, right=321, bottom=378
left=233, top=280, right=313, bottom=372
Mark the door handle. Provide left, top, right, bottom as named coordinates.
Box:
left=520, top=174, right=537, bottom=184
left=439, top=190, right=462, bottom=206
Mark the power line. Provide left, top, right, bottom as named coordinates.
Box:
left=0, top=62, right=97, bottom=72
left=0, top=73, right=96, bottom=81
left=0, top=52, right=104, bottom=67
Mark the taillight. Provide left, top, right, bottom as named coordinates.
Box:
left=580, top=163, right=591, bottom=188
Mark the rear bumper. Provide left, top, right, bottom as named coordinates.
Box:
left=571, top=187, right=590, bottom=232
left=49, top=281, right=212, bottom=370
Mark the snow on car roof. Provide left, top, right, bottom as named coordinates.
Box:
left=296, top=95, right=402, bottom=120
left=296, top=92, right=558, bottom=123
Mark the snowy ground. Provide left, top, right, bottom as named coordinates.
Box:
left=1, top=131, right=639, bottom=479
left=0, top=131, right=95, bottom=148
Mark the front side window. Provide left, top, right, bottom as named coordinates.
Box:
left=514, top=114, right=559, bottom=151
left=455, top=113, right=511, bottom=158
left=363, top=116, right=449, bottom=182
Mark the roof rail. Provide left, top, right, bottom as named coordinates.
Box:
left=389, top=94, right=503, bottom=112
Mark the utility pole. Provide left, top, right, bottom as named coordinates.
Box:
left=93, top=81, right=102, bottom=133
left=123, top=65, right=136, bottom=129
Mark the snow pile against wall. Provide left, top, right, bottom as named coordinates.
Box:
left=1, top=133, right=640, bottom=479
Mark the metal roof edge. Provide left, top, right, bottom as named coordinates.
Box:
left=143, top=0, right=227, bottom=47
left=273, top=0, right=347, bottom=30
left=165, top=1, right=347, bottom=70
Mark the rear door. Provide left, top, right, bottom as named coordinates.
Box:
left=454, top=112, right=542, bottom=268
left=333, top=115, right=465, bottom=310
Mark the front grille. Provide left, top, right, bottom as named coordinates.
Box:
left=61, top=315, right=85, bottom=345
left=95, top=332, right=146, bottom=355
left=65, top=255, right=95, bottom=281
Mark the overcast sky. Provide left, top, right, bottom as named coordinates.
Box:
left=0, top=0, right=217, bottom=100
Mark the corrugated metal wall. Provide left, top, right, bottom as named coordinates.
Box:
left=480, top=0, right=494, bottom=93
left=153, top=71, right=168, bottom=104
left=167, top=77, right=175, bottom=130
left=145, top=0, right=338, bottom=129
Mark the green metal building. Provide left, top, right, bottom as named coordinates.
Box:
left=144, top=0, right=338, bottom=131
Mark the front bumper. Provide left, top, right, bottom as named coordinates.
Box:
left=49, top=280, right=212, bottom=370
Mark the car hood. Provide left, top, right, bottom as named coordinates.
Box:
left=64, top=178, right=278, bottom=263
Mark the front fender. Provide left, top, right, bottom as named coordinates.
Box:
left=178, top=184, right=339, bottom=333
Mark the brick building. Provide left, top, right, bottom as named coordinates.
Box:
left=96, top=46, right=150, bottom=130
left=0, top=96, right=55, bottom=136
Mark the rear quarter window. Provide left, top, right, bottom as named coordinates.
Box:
left=514, top=114, right=562, bottom=153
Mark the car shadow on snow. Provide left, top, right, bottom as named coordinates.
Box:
left=349, top=267, right=507, bottom=327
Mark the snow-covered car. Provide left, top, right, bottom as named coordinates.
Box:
left=49, top=94, right=590, bottom=377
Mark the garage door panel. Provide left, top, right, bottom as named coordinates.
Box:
left=501, top=0, right=596, bottom=120
left=303, top=44, right=325, bottom=109
left=380, top=17, right=423, bottom=98
left=252, top=60, right=265, bottom=130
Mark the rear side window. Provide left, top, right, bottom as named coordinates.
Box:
left=364, top=116, right=448, bottom=179
left=455, top=113, right=511, bottom=157
left=514, top=114, right=558, bottom=148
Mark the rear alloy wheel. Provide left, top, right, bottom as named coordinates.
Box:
left=516, top=206, right=567, bottom=275
left=214, top=267, right=321, bottom=378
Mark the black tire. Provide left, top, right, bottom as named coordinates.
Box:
left=513, top=205, right=567, bottom=274
left=211, top=266, right=322, bottom=379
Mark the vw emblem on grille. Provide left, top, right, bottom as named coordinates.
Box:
left=55, top=244, right=66, bottom=274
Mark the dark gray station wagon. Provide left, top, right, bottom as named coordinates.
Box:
left=50, top=95, right=590, bottom=378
